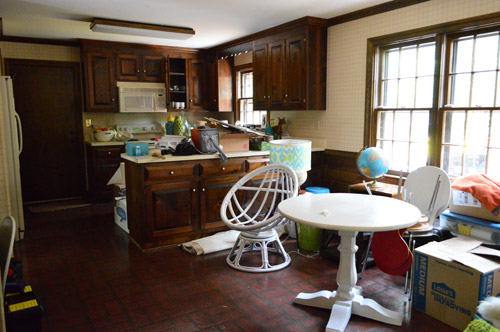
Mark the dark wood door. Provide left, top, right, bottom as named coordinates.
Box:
left=146, top=180, right=198, bottom=239
left=253, top=45, right=267, bottom=110
left=200, top=176, right=241, bottom=230
left=85, top=52, right=117, bottom=112
left=267, top=41, right=285, bottom=110
left=116, top=54, right=140, bottom=81
left=187, top=58, right=204, bottom=110
left=5, top=59, right=85, bottom=203
left=285, top=35, right=307, bottom=110
left=142, top=56, right=164, bottom=82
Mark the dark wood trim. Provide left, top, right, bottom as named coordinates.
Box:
left=208, top=16, right=326, bottom=53
left=327, top=0, right=430, bottom=27
left=91, top=18, right=195, bottom=36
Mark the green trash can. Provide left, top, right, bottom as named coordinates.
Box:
left=297, top=187, right=330, bottom=252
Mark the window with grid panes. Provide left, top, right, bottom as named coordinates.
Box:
left=376, top=41, right=435, bottom=172
left=369, top=18, right=500, bottom=178
left=238, top=70, right=267, bottom=126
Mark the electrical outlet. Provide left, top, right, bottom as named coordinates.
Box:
left=85, top=119, right=92, bottom=127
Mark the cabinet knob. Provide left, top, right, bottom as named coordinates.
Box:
left=190, top=99, right=193, bottom=102
left=213, top=99, right=216, bottom=102
left=303, top=99, right=306, bottom=102
left=143, top=70, right=146, bottom=73
left=263, top=96, right=266, bottom=99
left=137, top=69, right=140, bottom=73
left=268, top=96, right=270, bottom=98
left=170, top=170, right=174, bottom=175
left=192, top=188, right=196, bottom=192
left=221, top=167, right=225, bottom=171
left=202, top=188, right=206, bottom=192
left=108, top=151, right=111, bottom=155
left=284, top=94, right=288, bottom=98
left=112, top=98, right=115, bottom=101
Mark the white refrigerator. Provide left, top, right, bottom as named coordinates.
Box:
left=0, top=76, right=24, bottom=240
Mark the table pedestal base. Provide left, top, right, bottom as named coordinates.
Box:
left=294, top=230, right=403, bottom=332
left=294, top=286, right=403, bottom=332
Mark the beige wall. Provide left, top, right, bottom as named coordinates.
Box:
left=273, top=0, right=500, bottom=152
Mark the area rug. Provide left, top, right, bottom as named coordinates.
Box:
left=27, top=199, right=91, bottom=213
left=181, top=230, right=240, bottom=255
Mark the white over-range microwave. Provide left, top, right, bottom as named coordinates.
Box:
left=117, top=81, right=167, bottom=113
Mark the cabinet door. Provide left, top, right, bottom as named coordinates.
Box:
left=285, top=35, right=307, bottom=110
left=142, top=56, right=165, bottom=82
left=267, top=41, right=285, bottom=110
left=116, top=54, right=140, bottom=81
left=253, top=45, right=267, bottom=110
left=85, top=52, right=117, bottom=112
left=146, top=180, right=198, bottom=238
left=187, top=58, right=204, bottom=110
left=206, top=57, right=218, bottom=111
left=217, top=57, right=233, bottom=112
left=87, top=145, right=123, bottom=201
left=199, top=176, right=242, bottom=230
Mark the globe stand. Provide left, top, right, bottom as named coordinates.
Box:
left=367, top=178, right=385, bottom=189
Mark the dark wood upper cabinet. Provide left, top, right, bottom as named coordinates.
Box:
left=267, top=40, right=285, bottom=110
left=253, top=45, right=267, bottom=110
left=187, top=58, right=204, bottom=110
left=116, top=54, right=140, bottom=81
left=83, top=51, right=117, bottom=112
left=142, top=56, right=164, bottom=82
left=250, top=19, right=326, bottom=111
left=116, top=54, right=164, bottom=82
left=285, top=35, right=307, bottom=110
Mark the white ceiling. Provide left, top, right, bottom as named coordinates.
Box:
left=0, top=0, right=392, bottom=49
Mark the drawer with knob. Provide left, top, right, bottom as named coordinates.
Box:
left=144, top=162, right=198, bottom=182
left=200, top=158, right=245, bottom=177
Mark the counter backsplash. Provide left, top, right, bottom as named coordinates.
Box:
left=82, top=111, right=234, bottom=141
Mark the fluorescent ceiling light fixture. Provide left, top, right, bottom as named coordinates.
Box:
left=90, top=18, right=195, bottom=40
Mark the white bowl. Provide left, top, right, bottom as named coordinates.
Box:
left=94, top=130, right=115, bottom=142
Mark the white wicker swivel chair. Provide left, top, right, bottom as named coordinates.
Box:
left=220, top=164, right=298, bottom=273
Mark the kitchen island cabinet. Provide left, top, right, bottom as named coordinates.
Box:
left=123, top=150, right=323, bottom=249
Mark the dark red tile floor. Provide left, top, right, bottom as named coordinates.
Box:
left=14, top=203, right=459, bottom=332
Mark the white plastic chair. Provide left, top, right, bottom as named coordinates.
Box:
left=403, top=166, right=451, bottom=298
left=220, top=164, right=298, bottom=273
left=0, top=216, right=16, bottom=292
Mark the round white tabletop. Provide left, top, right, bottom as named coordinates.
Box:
left=278, top=193, right=421, bottom=232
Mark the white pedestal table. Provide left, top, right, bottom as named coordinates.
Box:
left=278, top=193, right=421, bottom=332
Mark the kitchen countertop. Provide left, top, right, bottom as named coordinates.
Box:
left=121, top=147, right=325, bottom=164
left=86, top=140, right=132, bottom=146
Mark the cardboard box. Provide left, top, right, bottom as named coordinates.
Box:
left=449, top=189, right=500, bottom=222
left=413, top=238, right=500, bottom=330
left=219, top=133, right=253, bottom=152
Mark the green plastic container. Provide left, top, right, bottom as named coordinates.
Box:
left=297, top=224, right=321, bottom=252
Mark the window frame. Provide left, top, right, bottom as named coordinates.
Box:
left=234, top=63, right=252, bottom=123
left=365, top=12, right=500, bottom=176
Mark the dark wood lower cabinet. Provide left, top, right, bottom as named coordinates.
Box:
left=125, top=152, right=323, bottom=249
left=86, top=145, right=124, bottom=201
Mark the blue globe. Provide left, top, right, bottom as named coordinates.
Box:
left=357, top=147, right=389, bottom=180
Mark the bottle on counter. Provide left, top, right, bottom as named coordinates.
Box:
left=174, top=115, right=184, bottom=136
left=166, top=115, right=175, bottom=135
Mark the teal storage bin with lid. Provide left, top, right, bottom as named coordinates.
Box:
left=297, top=187, right=330, bottom=252
left=126, top=142, right=149, bottom=156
